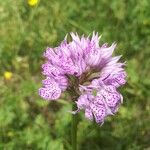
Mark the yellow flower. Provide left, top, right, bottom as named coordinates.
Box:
left=4, top=71, right=13, bottom=80
left=27, top=0, right=38, bottom=6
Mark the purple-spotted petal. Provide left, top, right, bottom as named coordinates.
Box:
left=85, top=108, right=93, bottom=121
left=90, top=103, right=106, bottom=123
left=42, top=63, right=63, bottom=76
left=39, top=87, right=61, bottom=100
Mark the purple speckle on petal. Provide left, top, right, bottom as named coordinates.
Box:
left=85, top=109, right=93, bottom=121
left=39, top=87, right=61, bottom=100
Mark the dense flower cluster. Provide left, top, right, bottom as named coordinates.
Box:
left=39, top=32, right=126, bottom=124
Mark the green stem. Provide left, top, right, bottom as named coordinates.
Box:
left=71, top=103, right=78, bottom=150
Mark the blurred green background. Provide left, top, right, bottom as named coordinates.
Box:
left=0, top=0, right=150, bottom=149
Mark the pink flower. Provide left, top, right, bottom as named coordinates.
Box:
left=39, top=32, right=126, bottom=124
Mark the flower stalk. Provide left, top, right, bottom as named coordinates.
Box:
left=71, top=102, right=78, bottom=150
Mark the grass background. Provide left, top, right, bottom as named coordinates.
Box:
left=0, top=0, right=150, bottom=149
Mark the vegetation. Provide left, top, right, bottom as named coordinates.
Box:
left=0, top=0, right=149, bottom=149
